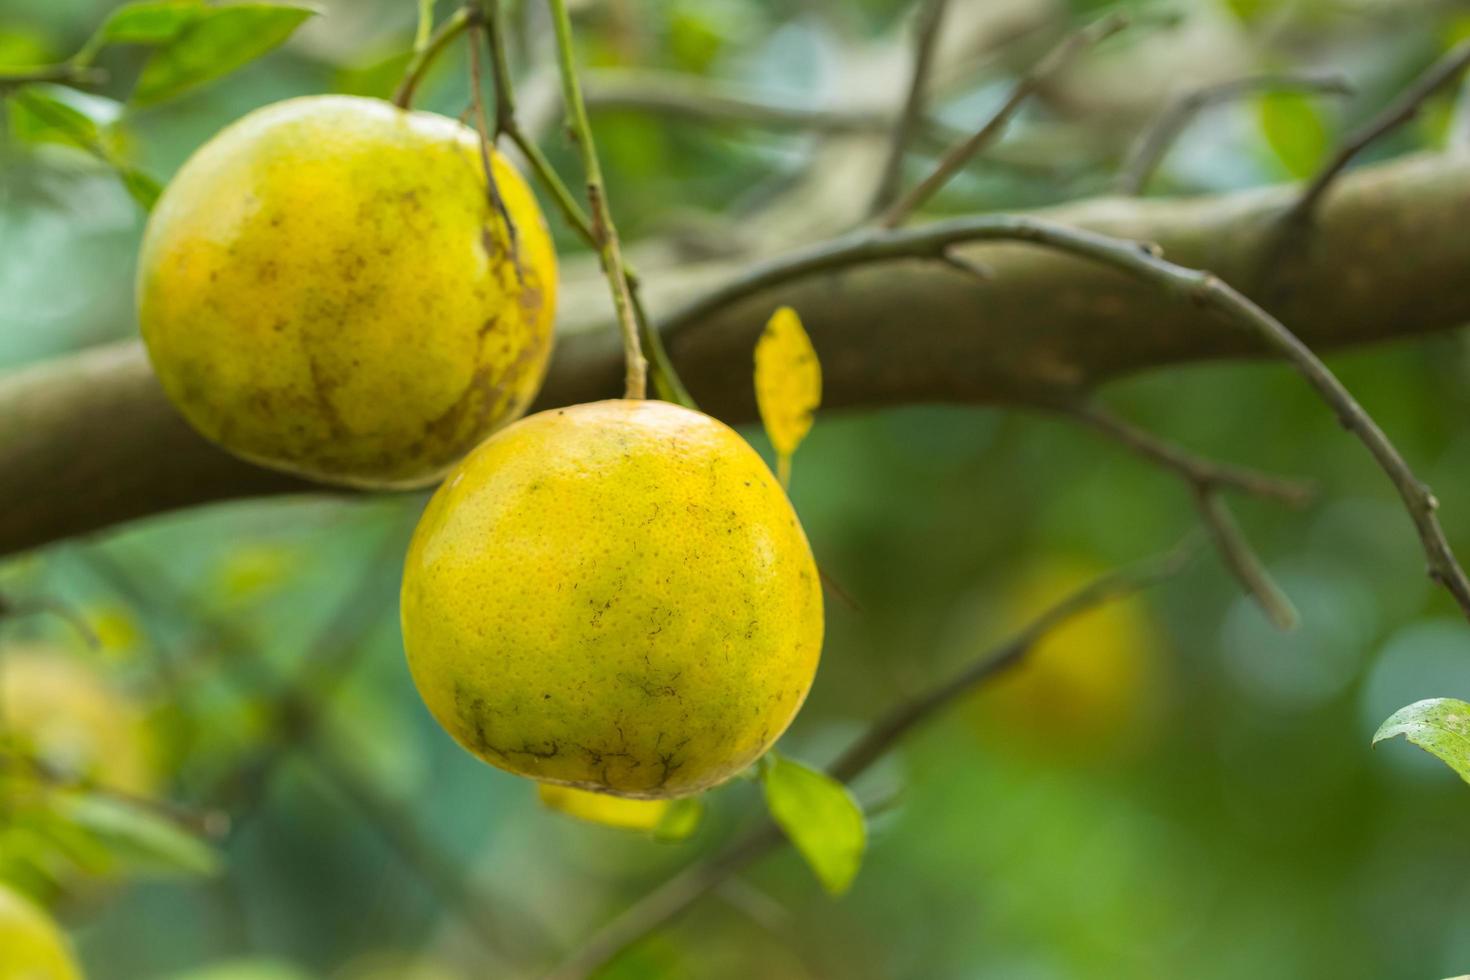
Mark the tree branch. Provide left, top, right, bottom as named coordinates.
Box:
left=1065, top=402, right=1310, bottom=629
left=1116, top=72, right=1353, bottom=196
left=546, top=0, right=646, bottom=399
left=1287, top=41, right=1470, bottom=224
left=392, top=5, right=474, bottom=110
left=879, top=12, right=1128, bottom=228
left=545, top=538, right=1199, bottom=979
left=869, top=0, right=950, bottom=214
left=4, top=153, right=1470, bottom=555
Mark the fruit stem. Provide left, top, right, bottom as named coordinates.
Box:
left=544, top=0, right=647, bottom=400
left=392, top=5, right=473, bottom=110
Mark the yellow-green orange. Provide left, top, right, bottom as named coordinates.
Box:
left=968, top=557, right=1162, bottom=762
left=401, top=400, right=823, bottom=799
left=537, top=783, right=671, bottom=830
left=1, top=646, right=156, bottom=796
left=137, top=95, right=557, bottom=488
left=0, top=882, right=82, bottom=980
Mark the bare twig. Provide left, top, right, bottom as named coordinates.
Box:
left=466, top=12, right=519, bottom=274
left=480, top=1, right=597, bottom=248
left=654, top=214, right=1470, bottom=619
left=0, top=593, right=98, bottom=648
left=1070, top=402, right=1314, bottom=505
left=546, top=0, right=646, bottom=399
left=879, top=12, right=1128, bottom=228
left=1192, top=486, right=1298, bottom=630
left=1067, top=402, right=1311, bottom=629
left=1116, top=72, right=1353, bottom=196
left=393, top=5, right=473, bottom=110
left=870, top=0, right=951, bottom=214
left=545, top=538, right=1199, bottom=979
left=586, top=74, right=896, bottom=135
left=1287, top=40, right=1470, bottom=224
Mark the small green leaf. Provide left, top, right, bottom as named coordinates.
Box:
left=1258, top=91, right=1329, bottom=179
left=760, top=752, right=865, bottom=896
left=10, top=83, right=122, bottom=150
left=1373, top=698, right=1470, bottom=786
left=51, top=792, right=221, bottom=876
left=72, top=0, right=209, bottom=66
left=120, top=168, right=163, bottom=210
left=653, top=795, right=704, bottom=842
left=132, top=3, right=320, bottom=107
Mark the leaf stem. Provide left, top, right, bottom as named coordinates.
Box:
left=393, top=5, right=473, bottom=110
left=545, top=0, right=646, bottom=400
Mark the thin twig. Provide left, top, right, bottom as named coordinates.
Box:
left=544, top=538, right=1200, bottom=980
left=879, top=12, right=1128, bottom=228
left=869, top=0, right=950, bottom=214
left=654, top=214, right=1470, bottom=619
left=478, top=2, right=597, bottom=248
left=0, top=593, right=98, bottom=648
left=546, top=0, right=646, bottom=399
left=1068, top=402, right=1310, bottom=628
left=1287, top=40, right=1470, bottom=224
left=1070, top=402, right=1314, bottom=505
left=1192, top=486, right=1298, bottom=630
left=1116, top=72, right=1353, bottom=196
left=481, top=4, right=688, bottom=405
left=586, top=73, right=899, bottom=135
left=466, top=12, right=520, bottom=276
left=393, top=5, right=474, bottom=110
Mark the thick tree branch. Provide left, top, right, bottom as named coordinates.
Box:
left=3, top=153, right=1470, bottom=555
left=545, top=538, right=1199, bottom=980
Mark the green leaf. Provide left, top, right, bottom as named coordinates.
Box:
left=760, top=752, right=865, bottom=896
left=132, top=3, right=320, bottom=107
left=1373, top=698, right=1470, bottom=786
left=653, top=795, right=704, bottom=842
left=1258, top=90, right=1328, bottom=179
left=73, top=1, right=209, bottom=66
left=9, top=83, right=122, bottom=150
left=120, top=168, right=163, bottom=210
left=51, top=792, right=221, bottom=876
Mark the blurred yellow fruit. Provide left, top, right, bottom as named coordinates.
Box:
left=0, top=881, right=83, bottom=980
left=967, top=557, right=1162, bottom=762
left=401, top=400, right=823, bottom=799
left=138, top=95, right=557, bottom=489
left=1, top=646, right=156, bottom=795
left=537, top=783, right=672, bottom=831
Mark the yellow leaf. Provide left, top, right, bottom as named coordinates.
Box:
left=754, top=306, right=821, bottom=489
left=537, top=783, right=672, bottom=833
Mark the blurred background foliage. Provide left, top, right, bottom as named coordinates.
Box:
left=4, top=0, right=1470, bottom=977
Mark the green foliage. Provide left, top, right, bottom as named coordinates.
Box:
left=760, top=752, right=866, bottom=896
left=1373, top=698, right=1470, bottom=786
left=1258, top=90, right=1330, bottom=178
left=72, top=0, right=212, bottom=66
left=8, top=84, right=161, bottom=208
left=653, top=795, right=704, bottom=842
left=131, top=3, right=321, bottom=106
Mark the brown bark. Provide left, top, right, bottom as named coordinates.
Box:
left=2, top=152, right=1467, bottom=556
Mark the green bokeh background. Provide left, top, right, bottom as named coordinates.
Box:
left=4, top=0, right=1470, bottom=977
